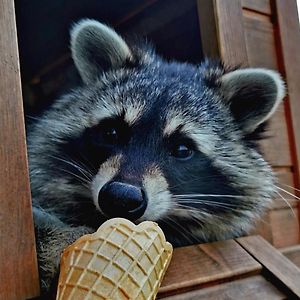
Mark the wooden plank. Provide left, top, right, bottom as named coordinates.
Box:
left=281, top=245, right=300, bottom=269
left=158, top=239, right=261, bottom=297
left=275, top=0, right=300, bottom=191
left=272, top=169, right=296, bottom=209
left=269, top=207, right=300, bottom=248
left=196, top=0, right=219, bottom=59
left=241, top=12, right=291, bottom=166
left=160, top=275, right=285, bottom=300
left=242, top=0, right=271, bottom=15
left=274, top=169, right=295, bottom=192
left=258, top=104, right=291, bottom=167
left=0, top=0, right=40, bottom=299
left=237, top=235, right=300, bottom=297
left=272, top=170, right=296, bottom=209
left=271, top=198, right=298, bottom=210
left=214, top=0, right=248, bottom=66
left=243, top=11, right=277, bottom=69
left=251, top=213, right=273, bottom=244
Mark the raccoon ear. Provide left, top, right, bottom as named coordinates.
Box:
left=70, top=19, right=133, bottom=84
left=220, top=68, right=285, bottom=133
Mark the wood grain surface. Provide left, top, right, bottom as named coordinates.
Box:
left=160, top=275, right=285, bottom=300
left=237, top=235, right=300, bottom=297
left=158, top=239, right=261, bottom=297
left=196, top=0, right=219, bottom=59
left=275, top=0, right=300, bottom=196
left=0, top=0, right=40, bottom=299
left=242, top=0, right=271, bottom=15
left=214, top=0, right=248, bottom=66
left=281, top=244, right=300, bottom=269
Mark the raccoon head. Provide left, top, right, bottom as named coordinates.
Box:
left=28, top=20, right=285, bottom=246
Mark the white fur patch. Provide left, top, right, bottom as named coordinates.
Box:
left=164, top=112, right=217, bottom=156
left=141, top=165, right=173, bottom=220
left=91, top=155, right=122, bottom=212
left=124, top=103, right=146, bottom=125
left=163, top=115, right=185, bottom=136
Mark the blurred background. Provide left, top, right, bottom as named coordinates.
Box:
left=15, top=0, right=202, bottom=117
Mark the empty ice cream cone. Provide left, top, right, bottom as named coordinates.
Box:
left=56, top=218, right=173, bottom=300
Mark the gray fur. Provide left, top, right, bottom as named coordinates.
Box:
left=71, top=19, right=132, bottom=84
left=28, top=20, right=285, bottom=294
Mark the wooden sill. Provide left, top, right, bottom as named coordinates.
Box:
left=158, top=236, right=300, bottom=299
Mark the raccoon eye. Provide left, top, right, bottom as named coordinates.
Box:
left=103, top=127, right=118, bottom=143
left=170, top=144, right=194, bottom=160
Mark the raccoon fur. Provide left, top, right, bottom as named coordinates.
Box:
left=28, top=19, right=285, bottom=292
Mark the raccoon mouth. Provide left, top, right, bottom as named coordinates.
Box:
left=97, top=181, right=148, bottom=221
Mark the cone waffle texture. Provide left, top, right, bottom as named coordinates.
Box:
left=56, top=218, right=173, bottom=300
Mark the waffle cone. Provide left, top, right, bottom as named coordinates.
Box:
left=56, top=218, right=173, bottom=300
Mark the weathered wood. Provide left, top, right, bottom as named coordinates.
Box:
left=281, top=244, right=300, bottom=269
left=258, top=104, right=291, bottom=167
left=271, top=198, right=298, bottom=210
left=242, top=0, right=271, bottom=15
left=275, top=0, right=300, bottom=192
left=243, top=11, right=277, bottom=69
left=158, top=239, right=261, bottom=297
left=251, top=213, right=273, bottom=244
left=0, top=0, right=40, bottom=299
left=160, top=275, right=285, bottom=300
left=214, top=0, right=248, bottom=66
left=196, top=0, right=219, bottom=59
left=237, top=235, right=300, bottom=297
left=269, top=207, right=300, bottom=248
left=241, top=10, right=291, bottom=166
left=274, top=169, right=295, bottom=194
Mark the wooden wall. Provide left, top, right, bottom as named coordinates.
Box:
left=241, top=0, right=300, bottom=249
left=0, top=0, right=40, bottom=299
left=198, top=0, right=300, bottom=249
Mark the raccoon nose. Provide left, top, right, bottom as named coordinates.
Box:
left=98, top=181, right=147, bottom=220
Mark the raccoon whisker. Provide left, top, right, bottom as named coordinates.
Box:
left=166, top=175, right=229, bottom=191
left=26, top=115, right=50, bottom=123
left=174, top=197, right=253, bottom=209
left=163, top=216, right=195, bottom=244
left=49, top=154, right=92, bottom=176
left=175, top=198, right=234, bottom=205
left=174, top=194, right=248, bottom=198
left=276, top=186, right=300, bottom=201
left=278, top=183, right=300, bottom=194
left=275, top=190, right=296, bottom=218
left=175, top=202, right=249, bottom=214
left=77, top=151, right=98, bottom=174
left=176, top=200, right=238, bottom=208
left=173, top=206, right=230, bottom=222
left=49, top=155, right=93, bottom=181
left=59, top=154, right=95, bottom=179
left=54, top=167, right=91, bottom=187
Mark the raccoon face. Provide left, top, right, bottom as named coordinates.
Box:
left=28, top=20, right=285, bottom=246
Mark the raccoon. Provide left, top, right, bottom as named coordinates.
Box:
left=28, top=19, right=285, bottom=292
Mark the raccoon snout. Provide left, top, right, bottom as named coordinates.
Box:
left=98, top=181, right=147, bottom=220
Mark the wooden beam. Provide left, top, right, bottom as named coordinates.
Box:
left=160, top=275, right=285, bottom=300
left=196, top=0, right=219, bottom=59
left=281, top=244, right=300, bottom=269
left=158, top=239, right=261, bottom=297
left=237, top=235, right=300, bottom=297
left=242, top=0, right=272, bottom=15
left=213, top=0, right=248, bottom=66
left=274, top=0, right=300, bottom=190
left=0, top=0, right=40, bottom=299
left=274, top=0, right=300, bottom=239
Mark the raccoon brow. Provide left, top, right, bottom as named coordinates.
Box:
left=165, top=128, right=197, bottom=148
left=89, top=113, right=131, bottom=135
